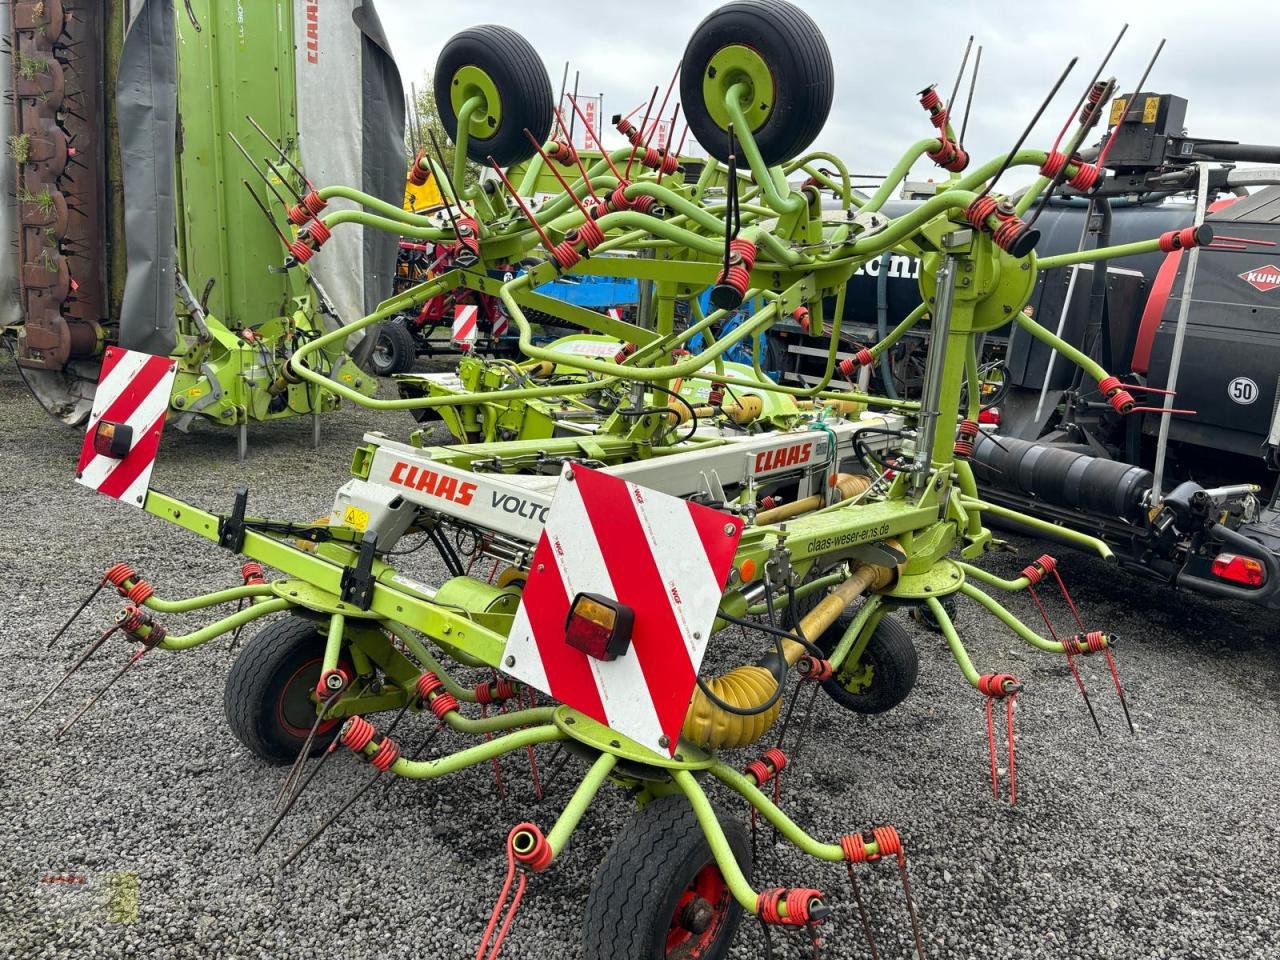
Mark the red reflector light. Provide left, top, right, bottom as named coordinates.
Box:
left=1211, top=553, right=1265, bottom=587
left=564, top=592, right=634, bottom=661
left=92, top=420, right=133, bottom=459
left=978, top=408, right=1001, bottom=425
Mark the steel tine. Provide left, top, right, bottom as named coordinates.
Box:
left=23, top=624, right=119, bottom=721
left=55, top=647, right=148, bottom=739
left=253, top=741, right=340, bottom=854
left=280, top=768, right=382, bottom=870
left=46, top=578, right=108, bottom=650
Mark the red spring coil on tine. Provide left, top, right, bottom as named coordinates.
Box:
left=1021, top=553, right=1056, bottom=585
left=340, top=715, right=376, bottom=753
left=630, top=194, right=657, bottom=215
left=510, top=823, right=554, bottom=873
left=615, top=117, right=643, bottom=146
left=408, top=148, right=429, bottom=186
left=758, top=495, right=777, bottom=509
left=303, top=191, right=327, bottom=217
left=551, top=239, right=581, bottom=270
left=105, top=563, right=136, bottom=588
left=1039, top=152, right=1101, bottom=192
left=550, top=140, right=578, bottom=166
left=729, top=237, right=757, bottom=271
left=615, top=342, right=638, bottom=365
left=929, top=143, right=969, bottom=173
left=965, top=195, right=1000, bottom=231
left=918, top=86, right=943, bottom=118
left=1068, top=630, right=1111, bottom=654
left=609, top=184, right=633, bottom=212
left=744, top=747, right=788, bottom=785
left=369, top=737, right=400, bottom=773
left=719, top=263, right=751, bottom=298
left=658, top=151, right=680, bottom=176
left=1098, top=375, right=1135, bottom=414
left=757, top=888, right=824, bottom=927
left=838, top=347, right=874, bottom=379
left=992, top=215, right=1026, bottom=252
left=287, top=204, right=311, bottom=227
left=241, top=561, right=265, bottom=586
left=640, top=146, right=663, bottom=169
left=841, top=825, right=904, bottom=864
left=798, top=654, right=834, bottom=682
left=117, top=604, right=149, bottom=635
left=288, top=239, right=315, bottom=264
left=1159, top=227, right=1203, bottom=253
left=416, top=671, right=459, bottom=719
left=708, top=382, right=726, bottom=406
left=475, top=677, right=517, bottom=705
left=953, top=437, right=975, bottom=458
left=577, top=218, right=605, bottom=250
left=588, top=197, right=610, bottom=221
left=1080, top=81, right=1108, bottom=124
left=125, top=580, right=154, bottom=605
left=978, top=673, right=1017, bottom=698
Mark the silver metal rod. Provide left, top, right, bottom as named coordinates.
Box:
left=913, top=255, right=958, bottom=495
left=1151, top=161, right=1210, bottom=504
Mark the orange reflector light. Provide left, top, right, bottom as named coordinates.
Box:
left=1211, top=553, right=1265, bottom=587
left=92, top=420, right=133, bottom=459
left=565, top=592, right=634, bottom=661
left=739, top=558, right=757, bottom=582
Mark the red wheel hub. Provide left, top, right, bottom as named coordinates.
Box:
left=276, top=656, right=347, bottom=738
left=665, top=862, right=731, bottom=958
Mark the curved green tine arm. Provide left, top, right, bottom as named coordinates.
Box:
left=673, top=768, right=766, bottom=913
left=957, top=495, right=1115, bottom=560
left=318, top=185, right=442, bottom=228
left=723, top=84, right=805, bottom=218
left=925, top=596, right=982, bottom=688
left=364, top=724, right=566, bottom=779
left=706, top=763, right=881, bottom=865
left=784, top=150, right=853, bottom=209
left=956, top=561, right=1031, bottom=593
left=143, top=584, right=274, bottom=614
left=1036, top=235, right=1170, bottom=270
left=959, top=582, right=1066, bottom=654
left=1013, top=307, right=1109, bottom=383
left=157, top=597, right=292, bottom=651
left=544, top=752, right=618, bottom=859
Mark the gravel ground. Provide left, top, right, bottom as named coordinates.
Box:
left=1, top=353, right=1277, bottom=960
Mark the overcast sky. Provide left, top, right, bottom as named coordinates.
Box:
left=376, top=0, right=1280, bottom=183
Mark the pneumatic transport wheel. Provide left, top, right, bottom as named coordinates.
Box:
left=816, top=614, right=919, bottom=715
left=433, top=24, right=553, bottom=167
left=365, top=318, right=417, bottom=377
left=583, top=795, right=751, bottom=960
left=679, top=0, right=834, bottom=167
left=224, top=616, right=348, bottom=765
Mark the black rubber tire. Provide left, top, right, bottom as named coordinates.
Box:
left=583, top=795, right=751, bottom=960
left=223, top=616, right=340, bottom=765
left=816, top=614, right=919, bottom=715
left=679, top=0, right=834, bottom=166
left=365, top=319, right=417, bottom=377
left=434, top=25, right=553, bottom=167
left=763, top=334, right=789, bottom=383
left=908, top=597, right=957, bottom=635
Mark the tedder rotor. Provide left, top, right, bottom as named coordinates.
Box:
left=28, top=4, right=1215, bottom=957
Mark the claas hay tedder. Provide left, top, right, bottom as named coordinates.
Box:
left=27, top=4, right=1213, bottom=957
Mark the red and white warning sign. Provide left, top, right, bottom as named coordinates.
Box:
left=490, top=307, right=509, bottom=339
left=75, top=347, right=176, bottom=507
left=452, top=303, right=478, bottom=350
left=503, top=463, right=743, bottom=755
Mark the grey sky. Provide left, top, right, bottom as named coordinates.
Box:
left=376, top=0, right=1280, bottom=182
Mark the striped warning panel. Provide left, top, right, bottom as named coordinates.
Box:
left=75, top=347, right=176, bottom=507
left=452, top=303, right=478, bottom=350
left=503, top=463, right=743, bottom=755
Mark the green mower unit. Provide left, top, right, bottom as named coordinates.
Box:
left=5, top=0, right=389, bottom=455
left=32, top=5, right=1216, bottom=957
